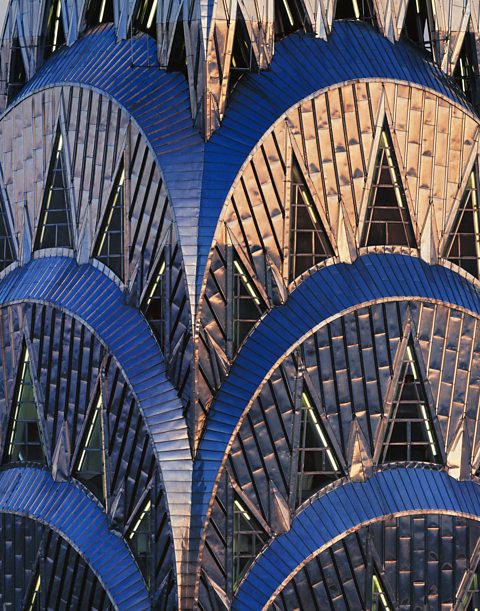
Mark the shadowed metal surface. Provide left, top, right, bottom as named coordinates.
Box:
left=195, top=254, right=480, bottom=524
left=0, top=256, right=191, bottom=589
left=233, top=467, right=480, bottom=610
left=0, top=465, right=148, bottom=609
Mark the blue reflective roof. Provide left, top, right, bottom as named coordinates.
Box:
left=0, top=257, right=191, bottom=570
left=0, top=466, right=149, bottom=609
left=195, top=254, right=480, bottom=531
left=233, top=467, right=480, bottom=609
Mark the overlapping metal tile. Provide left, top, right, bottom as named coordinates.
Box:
left=233, top=467, right=480, bottom=609
left=0, top=465, right=149, bottom=609
left=0, top=256, right=191, bottom=595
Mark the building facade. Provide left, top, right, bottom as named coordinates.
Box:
left=0, top=0, right=480, bottom=609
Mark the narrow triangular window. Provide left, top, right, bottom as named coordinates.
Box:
left=0, top=192, right=16, bottom=272
left=274, top=0, right=303, bottom=39
left=402, top=0, right=433, bottom=58
left=35, top=129, right=73, bottom=251
left=93, top=163, right=125, bottom=280
left=334, top=0, right=374, bottom=21
left=44, top=0, right=66, bottom=59
left=7, top=346, right=45, bottom=465
left=128, top=496, right=153, bottom=587
left=454, top=31, right=477, bottom=106
left=85, top=0, right=115, bottom=26
left=74, top=395, right=106, bottom=503
left=233, top=256, right=266, bottom=353
left=381, top=342, right=440, bottom=463
left=233, top=497, right=268, bottom=590
left=461, top=572, right=480, bottom=610
left=296, top=390, right=342, bottom=507
left=25, top=570, right=42, bottom=611
left=445, top=169, right=480, bottom=278
left=361, top=123, right=416, bottom=248
left=7, top=35, right=26, bottom=104
left=229, top=9, right=257, bottom=92
left=289, top=159, right=333, bottom=281
left=133, top=0, right=158, bottom=37
left=142, top=256, right=166, bottom=350
left=372, top=572, right=391, bottom=611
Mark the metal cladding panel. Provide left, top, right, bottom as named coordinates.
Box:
left=233, top=468, right=480, bottom=610
left=0, top=466, right=148, bottom=609
left=197, top=21, right=473, bottom=297
left=0, top=256, right=191, bottom=584
left=195, top=254, right=480, bottom=527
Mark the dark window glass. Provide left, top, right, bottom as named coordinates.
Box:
left=381, top=344, right=440, bottom=463
left=0, top=193, right=15, bottom=272
left=372, top=573, right=391, bottom=611
left=335, top=0, right=374, bottom=22
left=361, top=125, right=416, bottom=248
left=296, top=391, right=342, bottom=507
left=454, top=32, right=477, bottom=105
left=445, top=170, right=480, bottom=278
left=289, top=161, right=333, bottom=281
left=85, top=0, right=114, bottom=26
left=233, top=257, right=266, bottom=353
left=7, top=348, right=45, bottom=465
left=75, top=397, right=105, bottom=503
left=94, top=165, right=125, bottom=280
left=44, top=0, right=66, bottom=59
left=7, top=37, right=26, bottom=103
left=133, top=0, right=157, bottom=38
left=35, top=131, right=73, bottom=251
left=128, top=497, right=153, bottom=587
left=403, top=0, right=433, bottom=58
left=233, top=498, right=267, bottom=590
left=142, top=258, right=166, bottom=350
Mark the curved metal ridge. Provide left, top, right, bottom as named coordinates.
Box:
left=0, top=466, right=149, bottom=609
left=233, top=467, right=480, bottom=609
left=0, top=257, right=191, bottom=592
left=195, top=254, right=480, bottom=529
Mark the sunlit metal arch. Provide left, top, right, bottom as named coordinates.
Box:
left=0, top=256, right=192, bottom=602
left=0, top=465, right=149, bottom=610
left=232, top=467, right=480, bottom=610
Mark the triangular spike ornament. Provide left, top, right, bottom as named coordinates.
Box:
left=289, top=159, right=333, bottom=281
left=35, top=129, right=73, bottom=251
left=445, top=168, right=480, bottom=278
left=381, top=341, right=440, bottom=463
left=73, top=395, right=106, bottom=503
left=7, top=345, right=45, bottom=465
left=361, top=121, right=417, bottom=248
left=296, top=390, right=342, bottom=506
left=232, top=255, right=266, bottom=353
left=93, top=162, right=125, bottom=280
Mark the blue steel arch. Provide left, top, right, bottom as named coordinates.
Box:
left=0, top=465, right=149, bottom=609
left=195, top=254, right=480, bottom=531
left=232, top=467, right=480, bottom=609
left=0, top=256, right=191, bottom=590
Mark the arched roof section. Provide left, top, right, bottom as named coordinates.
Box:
left=11, top=24, right=203, bottom=313
left=232, top=467, right=480, bottom=610
left=195, top=254, right=480, bottom=525
left=0, top=465, right=149, bottom=609
left=0, top=256, right=191, bottom=593
left=198, top=20, right=474, bottom=297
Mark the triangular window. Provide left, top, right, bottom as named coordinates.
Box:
left=361, top=123, right=416, bottom=248
left=334, top=0, right=374, bottom=22
left=461, top=572, right=480, bottom=610
left=233, top=256, right=266, bottom=353
left=7, top=35, right=26, bottom=104
left=274, top=0, right=303, bottom=39
left=25, top=570, right=42, bottom=610
left=0, top=192, right=16, bottom=272
left=93, top=163, right=125, bottom=280
left=44, top=0, right=66, bottom=59
left=233, top=497, right=268, bottom=590
left=7, top=346, right=45, bottom=465
left=372, top=572, right=391, bottom=611
left=35, top=129, right=73, bottom=251
left=133, top=0, right=157, bottom=38
left=445, top=169, right=480, bottom=278
left=128, top=496, right=153, bottom=587
left=381, top=342, right=440, bottom=463
left=74, top=395, right=106, bottom=503
left=296, top=390, right=342, bottom=507
left=142, top=256, right=166, bottom=351
left=454, top=31, right=477, bottom=106
left=402, top=0, right=433, bottom=58
left=85, top=0, right=115, bottom=26
left=289, top=160, right=333, bottom=281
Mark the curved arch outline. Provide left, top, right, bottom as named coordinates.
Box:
left=0, top=465, right=149, bottom=609
left=232, top=467, right=480, bottom=609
